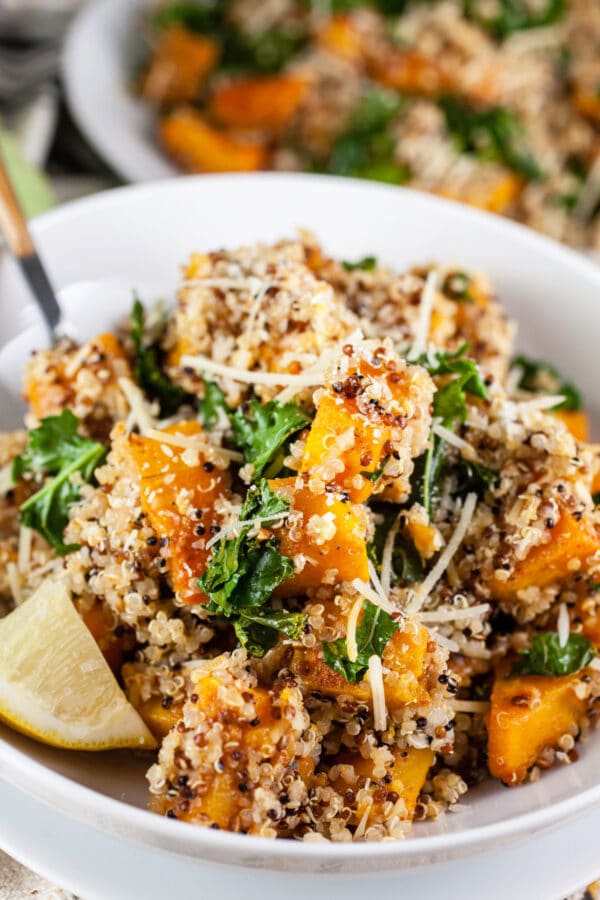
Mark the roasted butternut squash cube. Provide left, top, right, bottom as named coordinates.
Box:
left=490, top=509, right=600, bottom=602
left=150, top=672, right=311, bottom=832
left=291, top=622, right=430, bottom=714
left=573, top=90, right=600, bottom=124
left=159, top=108, right=268, bottom=173
left=487, top=660, right=587, bottom=785
left=269, top=476, right=369, bottom=594
left=300, top=350, right=432, bottom=503
left=437, top=170, right=523, bottom=214
left=136, top=696, right=182, bottom=740
left=371, top=50, right=452, bottom=97
left=127, top=420, right=230, bottom=604
left=331, top=746, right=434, bottom=824
left=139, top=26, right=220, bottom=105
left=552, top=409, right=590, bottom=443
left=316, top=14, right=366, bottom=63
left=209, top=75, right=308, bottom=131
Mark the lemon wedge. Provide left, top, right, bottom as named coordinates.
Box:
left=0, top=580, right=156, bottom=750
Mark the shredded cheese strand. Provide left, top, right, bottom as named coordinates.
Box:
left=420, top=603, right=490, bottom=623
left=557, top=602, right=570, bottom=648
left=450, top=699, right=490, bottom=714
left=351, top=578, right=396, bottom=615
left=517, top=394, right=566, bottom=412
left=0, top=463, right=13, bottom=495
left=380, top=513, right=401, bottom=598
left=432, top=423, right=479, bottom=461
left=118, top=377, right=156, bottom=435
left=7, top=562, right=22, bottom=606
left=368, top=654, right=388, bottom=732
left=205, top=512, right=288, bottom=550
left=411, top=269, right=438, bottom=357
left=17, top=526, right=32, bottom=575
left=180, top=354, right=326, bottom=388
left=413, top=492, right=478, bottom=607
left=345, top=595, right=364, bottom=663
left=145, top=428, right=244, bottom=463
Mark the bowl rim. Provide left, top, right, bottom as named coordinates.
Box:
left=3, top=171, right=600, bottom=864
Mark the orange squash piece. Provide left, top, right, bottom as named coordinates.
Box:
left=134, top=696, right=183, bottom=740
left=487, top=660, right=587, bottom=785
left=159, top=108, right=268, bottom=173
left=552, top=409, right=590, bottom=443
left=371, top=50, right=452, bottom=97
left=269, top=476, right=369, bottom=594
left=437, top=171, right=523, bottom=214
left=291, top=621, right=430, bottom=715
left=300, top=357, right=419, bottom=503
left=139, top=26, right=220, bottom=105
left=573, top=90, right=600, bottom=124
left=151, top=676, right=311, bottom=830
left=127, top=420, right=230, bottom=604
left=209, top=76, right=309, bottom=131
left=331, top=746, right=434, bottom=824
left=490, top=508, right=600, bottom=602
left=316, top=14, right=366, bottom=64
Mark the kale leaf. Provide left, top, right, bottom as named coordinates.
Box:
left=130, top=298, right=188, bottom=417
left=440, top=96, right=541, bottom=181
left=198, top=376, right=230, bottom=429
left=12, top=410, right=106, bottom=554
left=463, top=0, right=565, bottom=40
left=510, top=632, right=595, bottom=677
left=327, top=88, right=410, bottom=184
left=511, top=354, right=581, bottom=411
left=455, top=459, right=498, bottom=499
left=199, top=480, right=306, bottom=655
left=409, top=346, right=488, bottom=515
left=231, top=398, right=311, bottom=479
left=322, top=599, right=399, bottom=683
left=342, top=255, right=378, bottom=272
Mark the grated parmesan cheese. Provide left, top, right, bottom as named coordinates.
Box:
left=345, top=595, right=364, bottom=663
left=7, top=562, right=23, bottom=605
left=413, top=492, right=477, bottom=607
left=368, top=654, right=387, bottom=732
left=180, top=354, right=327, bottom=388
left=432, top=423, right=479, bottom=461
left=17, top=526, right=32, bottom=575
left=352, top=578, right=396, bottom=615
left=421, top=603, right=490, bottom=623
left=380, top=513, right=401, bottom=598
left=450, top=699, right=490, bottom=714
left=0, top=463, right=13, bottom=495
left=118, top=377, right=157, bottom=435
left=411, top=268, right=438, bottom=357
left=517, top=394, right=566, bottom=412
left=557, top=602, right=570, bottom=648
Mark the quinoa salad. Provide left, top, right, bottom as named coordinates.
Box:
left=2, top=233, right=600, bottom=841
left=136, top=0, right=600, bottom=251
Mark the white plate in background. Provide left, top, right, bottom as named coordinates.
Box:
left=63, top=0, right=176, bottom=183
left=1, top=174, right=600, bottom=895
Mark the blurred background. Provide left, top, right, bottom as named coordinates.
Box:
left=0, top=0, right=117, bottom=217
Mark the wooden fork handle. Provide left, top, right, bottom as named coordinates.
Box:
left=0, top=151, right=35, bottom=259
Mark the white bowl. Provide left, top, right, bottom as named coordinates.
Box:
left=1, top=174, right=600, bottom=897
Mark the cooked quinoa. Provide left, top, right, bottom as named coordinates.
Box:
left=2, top=233, right=600, bottom=839
left=138, top=0, right=600, bottom=251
